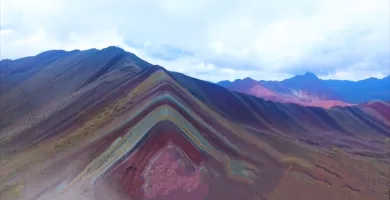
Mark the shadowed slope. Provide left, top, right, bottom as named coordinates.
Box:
left=172, top=71, right=389, bottom=139
left=358, top=101, right=390, bottom=126
left=0, top=49, right=389, bottom=200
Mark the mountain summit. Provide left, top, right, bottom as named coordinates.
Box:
left=291, top=71, right=320, bottom=81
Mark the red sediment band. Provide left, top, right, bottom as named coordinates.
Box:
left=95, top=121, right=207, bottom=199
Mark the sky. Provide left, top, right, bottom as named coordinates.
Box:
left=0, top=0, right=389, bottom=82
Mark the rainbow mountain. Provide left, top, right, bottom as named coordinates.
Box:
left=0, top=47, right=389, bottom=200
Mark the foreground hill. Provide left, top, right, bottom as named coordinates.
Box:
left=218, top=72, right=390, bottom=108
left=0, top=48, right=389, bottom=200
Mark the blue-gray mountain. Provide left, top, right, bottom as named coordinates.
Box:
left=218, top=72, right=390, bottom=104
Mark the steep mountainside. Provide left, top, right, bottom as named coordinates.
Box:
left=358, top=100, right=390, bottom=126
left=0, top=48, right=389, bottom=200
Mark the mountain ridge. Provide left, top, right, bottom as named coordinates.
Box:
left=223, top=72, right=389, bottom=84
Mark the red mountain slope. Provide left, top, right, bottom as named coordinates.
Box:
left=225, top=77, right=352, bottom=108
left=227, top=78, right=293, bottom=102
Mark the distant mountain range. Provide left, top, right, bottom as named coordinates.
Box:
left=217, top=72, right=390, bottom=108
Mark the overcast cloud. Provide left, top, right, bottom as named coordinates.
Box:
left=1, top=0, right=389, bottom=81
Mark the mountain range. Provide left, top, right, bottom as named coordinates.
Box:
left=0, top=47, right=389, bottom=200
left=217, top=72, right=390, bottom=108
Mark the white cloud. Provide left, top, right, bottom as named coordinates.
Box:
left=0, top=0, right=389, bottom=81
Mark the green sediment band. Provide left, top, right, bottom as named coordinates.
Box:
left=76, top=103, right=257, bottom=186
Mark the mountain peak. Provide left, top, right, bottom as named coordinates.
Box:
left=303, top=71, right=319, bottom=79
left=216, top=80, right=232, bottom=87
left=243, top=77, right=256, bottom=81
left=283, top=71, right=320, bottom=82
left=101, top=46, right=126, bottom=53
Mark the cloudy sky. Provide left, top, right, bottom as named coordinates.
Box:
left=1, top=0, right=389, bottom=82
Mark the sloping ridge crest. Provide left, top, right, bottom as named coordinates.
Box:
left=55, top=68, right=284, bottom=199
